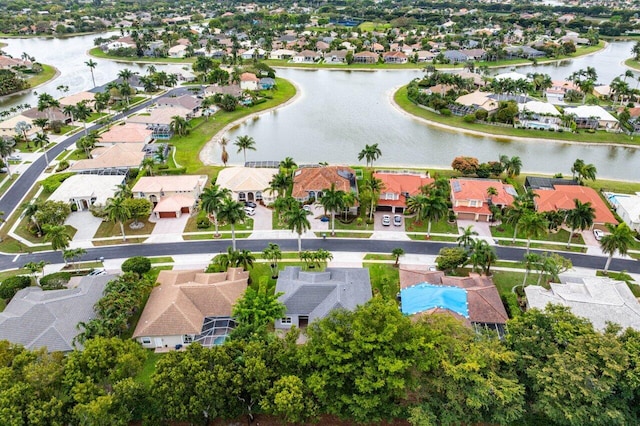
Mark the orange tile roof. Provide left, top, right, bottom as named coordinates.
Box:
left=374, top=172, right=434, bottom=208
left=292, top=166, right=355, bottom=198
left=534, top=185, right=617, bottom=225
left=450, top=178, right=516, bottom=206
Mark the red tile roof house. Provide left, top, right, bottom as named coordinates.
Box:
left=239, top=72, right=260, bottom=91
left=373, top=171, right=434, bottom=213
left=534, top=185, right=618, bottom=230
left=450, top=178, right=517, bottom=222
left=353, top=51, right=379, bottom=64
left=292, top=166, right=358, bottom=212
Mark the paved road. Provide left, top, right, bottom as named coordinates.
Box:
left=3, top=238, right=638, bottom=275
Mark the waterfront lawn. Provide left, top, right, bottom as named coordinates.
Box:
left=25, top=63, right=56, bottom=88
left=171, top=77, right=296, bottom=176
left=395, top=87, right=640, bottom=146
left=625, top=58, right=640, bottom=71
left=89, top=47, right=196, bottom=63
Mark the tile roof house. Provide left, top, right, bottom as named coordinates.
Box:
left=59, top=91, right=95, bottom=109
left=373, top=171, right=434, bottom=213
left=450, top=178, right=517, bottom=222
left=455, top=91, right=499, bottom=113
left=133, top=268, right=249, bottom=349
left=324, top=50, right=348, bottom=64
left=525, top=276, right=640, bottom=331
left=563, top=105, right=619, bottom=130
left=292, top=50, right=321, bottom=63
left=383, top=51, right=408, bottom=63
left=533, top=184, right=617, bottom=229
left=132, top=175, right=208, bottom=219
left=606, top=192, right=640, bottom=232
left=0, top=274, right=113, bottom=352
left=48, top=174, right=124, bottom=211
left=399, top=267, right=508, bottom=335
left=240, top=72, right=260, bottom=91
left=204, top=84, right=243, bottom=98
left=98, top=123, right=153, bottom=145
left=275, top=266, right=372, bottom=330
left=292, top=166, right=357, bottom=203
left=215, top=166, right=278, bottom=204
left=353, top=51, right=379, bottom=64
left=155, top=95, right=201, bottom=116
left=69, top=143, right=146, bottom=173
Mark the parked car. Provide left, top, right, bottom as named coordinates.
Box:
left=393, top=214, right=402, bottom=226
left=593, top=229, right=604, bottom=241
left=244, top=206, right=255, bottom=216
left=87, top=269, right=106, bottom=276
left=382, top=215, right=391, bottom=226
left=245, top=201, right=257, bottom=208
left=7, top=155, right=21, bottom=161
left=303, top=204, right=312, bottom=212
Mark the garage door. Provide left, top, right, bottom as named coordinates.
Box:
left=181, top=207, right=190, bottom=213
left=376, top=205, right=393, bottom=212
left=159, top=211, right=177, bottom=218
left=456, top=212, right=475, bottom=220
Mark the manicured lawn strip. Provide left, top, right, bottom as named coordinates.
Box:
left=334, top=217, right=374, bottom=231
left=14, top=219, right=77, bottom=246
left=0, top=269, right=28, bottom=281
left=25, top=63, right=56, bottom=87
left=136, top=351, right=164, bottom=387
left=89, top=47, right=195, bottom=63
left=491, top=270, right=540, bottom=297
left=59, top=125, right=80, bottom=135
left=92, top=237, right=147, bottom=246
left=394, top=86, right=640, bottom=146
left=491, top=223, right=585, bottom=245
left=363, top=254, right=395, bottom=261
left=87, top=112, right=107, bottom=122
left=408, top=234, right=458, bottom=242
left=94, top=219, right=155, bottom=239
left=184, top=215, right=254, bottom=233
left=314, top=232, right=372, bottom=238
left=363, top=262, right=400, bottom=299
left=171, top=77, right=295, bottom=176
left=498, top=240, right=586, bottom=253
left=183, top=233, right=249, bottom=240
left=405, top=217, right=458, bottom=234
left=149, top=256, right=174, bottom=264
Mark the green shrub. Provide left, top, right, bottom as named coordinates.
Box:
left=463, top=114, right=476, bottom=123
left=121, top=256, right=151, bottom=276
left=41, top=172, right=75, bottom=193
left=475, top=109, right=488, bottom=120
left=501, top=293, right=522, bottom=318
left=40, top=272, right=71, bottom=290
left=0, top=275, right=31, bottom=299
left=56, top=160, right=69, bottom=172
left=439, top=108, right=452, bottom=116
left=157, top=167, right=187, bottom=175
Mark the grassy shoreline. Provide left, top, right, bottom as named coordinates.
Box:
left=26, top=63, right=57, bottom=87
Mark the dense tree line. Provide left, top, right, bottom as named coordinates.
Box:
left=2, top=297, right=640, bottom=425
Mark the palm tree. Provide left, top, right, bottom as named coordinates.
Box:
left=200, top=185, right=231, bottom=237
left=279, top=157, right=297, bottom=177
left=114, top=183, right=132, bottom=199
left=320, top=183, right=346, bottom=236
left=469, top=239, right=497, bottom=275
left=43, top=224, right=71, bottom=253
left=141, top=157, right=155, bottom=176
left=33, top=132, right=50, bottom=164
left=14, top=121, right=32, bottom=146
left=341, top=191, right=357, bottom=221
left=0, top=137, right=14, bottom=178
left=74, top=101, right=92, bottom=137
left=85, top=59, right=97, bottom=87
left=118, top=68, right=134, bottom=83
left=235, top=249, right=255, bottom=271
left=169, top=115, right=190, bottom=137
left=456, top=225, right=479, bottom=250
left=32, top=117, right=49, bottom=132
left=262, top=243, right=282, bottom=278
left=357, top=143, right=382, bottom=167
left=285, top=207, right=311, bottom=252
left=565, top=199, right=595, bottom=248
left=392, top=247, right=404, bottom=267
left=407, top=194, right=448, bottom=238
left=268, top=172, right=292, bottom=199
left=571, top=158, right=585, bottom=181
left=105, top=197, right=131, bottom=241
left=362, top=178, right=384, bottom=221
left=216, top=197, right=246, bottom=250
left=63, top=104, right=76, bottom=123
left=518, top=211, right=548, bottom=254
left=600, top=223, right=635, bottom=273
left=234, top=135, right=256, bottom=163
left=23, top=202, right=41, bottom=235
left=521, top=252, right=541, bottom=288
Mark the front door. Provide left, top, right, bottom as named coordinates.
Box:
left=248, top=192, right=254, bottom=201
left=154, top=338, right=163, bottom=348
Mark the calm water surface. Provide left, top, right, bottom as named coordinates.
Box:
left=1, top=35, right=639, bottom=180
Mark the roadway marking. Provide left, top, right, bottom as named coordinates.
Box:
left=12, top=254, right=19, bottom=263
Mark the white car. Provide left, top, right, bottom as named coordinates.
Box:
left=7, top=155, right=21, bottom=161
left=393, top=214, right=402, bottom=226
left=593, top=229, right=604, bottom=241
left=382, top=215, right=391, bottom=226
left=244, top=206, right=255, bottom=216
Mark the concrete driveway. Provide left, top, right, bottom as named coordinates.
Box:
left=145, top=214, right=189, bottom=243
left=306, top=204, right=329, bottom=231
left=251, top=205, right=272, bottom=231
left=65, top=211, right=104, bottom=249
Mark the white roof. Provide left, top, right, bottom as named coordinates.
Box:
left=493, top=71, right=531, bottom=82
left=132, top=175, right=207, bottom=193
left=48, top=175, right=124, bottom=205
left=519, top=101, right=560, bottom=116
left=563, top=105, right=618, bottom=122
left=616, top=194, right=640, bottom=223
left=525, top=277, right=640, bottom=331
left=215, top=167, right=278, bottom=193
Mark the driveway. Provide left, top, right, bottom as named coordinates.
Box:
left=251, top=205, right=272, bottom=231
left=306, top=204, right=328, bottom=231
left=145, top=214, right=189, bottom=243
left=65, top=211, right=103, bottom=249
left=373, top=212, right=404, bottom=232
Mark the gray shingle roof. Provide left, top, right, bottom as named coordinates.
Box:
left=0, top=274, right=113, bottom=352
left=276, top=267, right=372, bottom=322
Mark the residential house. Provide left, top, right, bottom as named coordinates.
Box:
left=155, top=95, right=201, bottom=117
left=168, top=44, right=188, bottom=58
left=383, top=51, right=408, bottom=64
left=274, top=266, right=372, bottom=330
left=518, top=100, right=562, bottom=130
left=525, top=277, right=640, bottom=331
left=215, top=167, right=278, bottom=204
left=292, top=166, right=358, bottom=205
left=292, top=50, right=321, bottom=63
left=239, top=72, right=260, bottom=91
left=593, top=85, right=612, bottom=99
left=48, top=174, right=124, bottom=211
left=204, top=84, right=243, bottom=98
left=416, top=51, right=436, bottom=62
left=0, top=55, right=32, bottom=70
left=371, top=43, right=385, bottom=53
left=533, top=184, right=617, bottom=230
left=563, top=105, right=619, bottom=130
left=493, top=71, right=532, bottom=83
left=241, top=48, right=265, bottom=60
left=0, top=274, right=113, bottom=352
left=524, top=176, right=578, bottom=191
left=353, top=51, right=379, bottom=64
left=373, top=171, right=434, bottom=213
left=132, top=175, right=208, bottom=218
left=59, top=91, right=95, bottom=109
left=324, top=50, right=348, bottom=64
left=460, top=48, right=487, bottom=60
left=98, top=123, right=154, bottom=146
left=128, top=107, right=190, bottom=139
left=133, top=268, right=249, bottom=349
left=545, top=80, right=579, bottom=104
left=316, top=41, right=330, bottom=51
left=69, top=143, right=146, bottom=174
left=606, top=192, right=640, bottom=232
left=443, top=49, right=468, bottom=63
left=400, top=267, right=508, bottom=336
left=0, top=114, right=37, bottom=139
left=450, top=178, right=517, bottom=222
left=259, top=78, right=275, bottom=90
left=269, top=49, right=296, bottom=60
left=164, top=65, right=197, bottom=82
left=455, top=91, right=499, bottom=114
left=505, top=46, right=545, bottom=59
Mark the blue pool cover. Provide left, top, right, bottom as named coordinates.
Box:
left=400, top=283, right=469, bottom=318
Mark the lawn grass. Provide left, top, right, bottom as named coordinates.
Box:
left=94, top=219, right=155, bottom=239
left=491, top=223, right=585, bottom=245
left=184, top=215, right=254, bottom=233
left=150, top=256, right=174, bottom=264
left=92, top=237, right=147, bottom=246
left=363, top=254, right=395, bottom=261
left=89, top=47, right=196, bottom=63
left=394, top=86, right=640, bottom=146
left=363, top=262, right=400, bottom=300
left=13, top=220, right=77, bottom=246
left=408, top=234, right=459, bottom=242
left=168, top=77, right=296, bottom=176
left=625, top=58, right=640, bottom=71
left=25, top=63, right=56, bottom=87
left=491, top=270, right=540, bottom=297
left=405, top=217, right=458, bottom=234
left=183, top=232, right=249, bottom=240
left=135, top=351, right=164, bottom=387
left=315, top=232, right=372, bottom=238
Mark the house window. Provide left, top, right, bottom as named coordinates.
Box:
left=141, top=337, right=151, bottom=345
left=469, top=200, right=479, bottom=207
left=238, top=192, right=246, bottom=201
left=183, top=335, right=194, bottom=344
left=256, top=191, right=262, bottom=201
left=281, top=317, right=292, bottom=325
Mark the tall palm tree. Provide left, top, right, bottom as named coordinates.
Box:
left=518, top=211, right=548, bottom=254
left=43, top=224, right=71, bottom=253
left=118, top=68, right=134, bottom=83
left=114, top=183, right=132, bottom=199
left=169, top=115, right=190, bottom=137
left=0, top=137, right=14, bottom=178
left=341, top=191, right=357, bottom=221
left=285, top=207, right=311, bottom=252
left=74, top=101, right=92, bottom=137
left=33, top=132, right=50, bottom=164
left=32, top=117, right=49, bottom=132
left=216, top=197, right=246, bottom=250
left=262, top=242, right=282, bottom=278
left=279, top=157, right=297, bottom=177
left=234, top=135, right=256, bottom=164
left=565, top=199, right=595, bottom=248
left=23, top=202, right=41, bottom=234
left=409, top=194, right=448, bottom=238
left=357, top=143, right=382, bottom=167
left=320, top=183, right=346, bottom=236
left=200, top=185, right=231, bottom=238
left=600, top=223, right=635, bottom=273
left=521, top=252, right=541, bottom=288
left=362, top=177, right=384, bottom=221
left=105, top=197, right=131, bottom=241
left=456, top=225, right=479, bottom=250
left=85, top=59, right=97, bottom=88
left=267, top=172, right=292, bottom=199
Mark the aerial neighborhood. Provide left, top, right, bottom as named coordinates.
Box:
left=1, top=0, right=640, bottom=425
